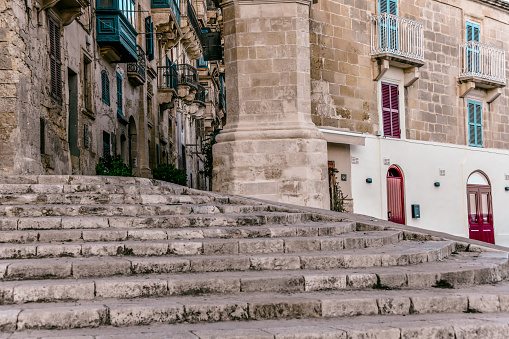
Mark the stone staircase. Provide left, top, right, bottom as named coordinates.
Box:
left=0, top=175, right=508, bottom=338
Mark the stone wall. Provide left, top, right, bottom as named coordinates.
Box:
left=310, top=0, right=509, bottom=149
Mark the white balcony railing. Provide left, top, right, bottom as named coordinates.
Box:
left=459, top=41, right=506, bottom=85
left=370, top=13, right=424, bottom=62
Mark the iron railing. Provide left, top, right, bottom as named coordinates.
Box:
left=127, top=45, right=146, bottom=80
left=370, top=13, right=424, bottom=62
left=157, top=64, right=178, bottom=90
left=183, top=0, right=203, bottom=44
left=195, top=84, right=206, bottom=104
left=151, top=0, right=181, bottom=26
left=459, top=41, right=506, bottom=84
left=157, top=63, right=198, bottom=89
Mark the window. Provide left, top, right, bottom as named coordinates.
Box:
left=40, top=118, right=46, bottom=154
left=103, top=131, right=111, bottom=157
left=119, top=0, right=135, bottom=28
left=466, top=22, right=480, bottom=73
left=196, top=56, right=208, bottom=68
left=380, top=0, right=397, bottom=14
left=84, top=124, right=89, bottom=149
left=381, top=83, right=400, bottom=138
left=468, top=100, right=483, bottom=147
left=48, top=16, right=62, bottom=100
left=101, top=71, right=110, bottom=105
left=117, top=72, right=123, bottom=115
left=145, top=17, right=154, bottom=61
left=379, top=0, right=398, bottom=51
left=83, top=57, right=92, bottom=110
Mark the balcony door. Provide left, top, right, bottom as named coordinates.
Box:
left=380, top=0, right=398, bottom=51
left=467, top=171, right=494, bottom=244
left=466, top=22, right=480, bottom=73
left=386, top=165, right=405, bottom=224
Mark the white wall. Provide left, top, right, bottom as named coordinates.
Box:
left=330, top=136, right=509, bottom=246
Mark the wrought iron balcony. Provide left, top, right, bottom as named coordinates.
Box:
left=177, top=64, right=198, bottom=88
left=194, top=84, right=206, bottom=106
left=180, top=0, right=203, bottom=59
left=157, top=65, right=178, bottom=90
left=127, top=46, right=146, bottom=86
left=185, top=0, right=203, bottom=44
left=40, top=0, right=89, bottom=26
left=459, top=41, right=506, bottom=87
left=370, top=13, right=424, bottom=66
left=151, top=0, right=181, bottom=27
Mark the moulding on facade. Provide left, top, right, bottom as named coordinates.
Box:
left=220, top=0, right=312, bottom=8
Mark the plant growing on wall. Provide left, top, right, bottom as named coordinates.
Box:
left=332, top=182, right=348, bottom=213
left=96, top=155, right=133, bottom=177
left=152, top=163, right=187, bottom=186
left=202, top=130, right=219, bottom=183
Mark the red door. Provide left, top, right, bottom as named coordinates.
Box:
left=467, top=184, right=494, bottom=244
left=387, top=166, right=405, bottom=224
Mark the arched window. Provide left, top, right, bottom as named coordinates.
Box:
left=101, top=71, right=110, bottom=105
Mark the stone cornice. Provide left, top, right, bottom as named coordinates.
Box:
left=220, top=0, right=312, bottom=9
left=471, top=0, right=509, bottom=11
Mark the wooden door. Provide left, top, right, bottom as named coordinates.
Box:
left=467, top=184, right=494, bottom=244
left=387, top=167, right=405, bottom=224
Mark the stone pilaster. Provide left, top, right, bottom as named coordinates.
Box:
left=213, top=0, right=329, bottom=209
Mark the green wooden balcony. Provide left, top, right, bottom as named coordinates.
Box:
left=96, top=0, right=138, bottom=63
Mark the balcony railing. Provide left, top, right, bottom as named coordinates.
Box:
left=151, top=0, right=181, bottom=26
left=177, top=63, right=198, bottom=88
left=157, top=65, right=178, bottom=90
left=183, top=0, right=203, bottom=44
left=127, top=45, right=146, bottom=85
left=195, top=84, right=206, bottom=105
left=370, top=13, right=424, bottom=63
left=459, top=41, right=506, bottom=85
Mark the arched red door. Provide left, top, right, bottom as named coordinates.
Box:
left=467, top=171, right=494, bottom=244
left=386, top=166, right=405, bottom=224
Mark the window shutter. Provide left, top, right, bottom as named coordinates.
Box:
left=101, top=71, right=110, bottom=105
left=48, top=17, right=62, bottom=100
left=84, top=124, right=89, bottom=149
left=468, top=100, right=482, bottom=147
left=117, top=72, right=122, bottom=115
left=103, top=131, right=111, bottom=157
left=145, top=17, right=154, bottom=61
left=466, top=22, right=480, bottom=42
left=381, top=83, right=400, bottom=138
left=388, top=0, right=397, bottom=15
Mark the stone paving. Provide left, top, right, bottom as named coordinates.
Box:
left=0, top=175, right=508, bottom=338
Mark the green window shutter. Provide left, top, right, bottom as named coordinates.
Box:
left=380, top=0, right=397, bottom=15
left=101, top=71, right=110, bottom=105
left=466, top=22, right=480, bottom=42
left=468, top=100, right=482, bottom=147
left=117, top=72, right=123, bottom=115
left=145, top=17, right=154, bottom=61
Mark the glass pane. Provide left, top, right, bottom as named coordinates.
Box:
left=481, top=193, right=489, bottom=223
left=98, top=0, right=114, bottom=8
left=469, top=193, right=477, bottom=223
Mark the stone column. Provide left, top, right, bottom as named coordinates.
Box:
left=213, top=0, right=329, bottom=209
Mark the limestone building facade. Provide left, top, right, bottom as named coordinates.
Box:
left=212, top=0, right=509, bottom=246
left=0, top=0, right=225, bottom=189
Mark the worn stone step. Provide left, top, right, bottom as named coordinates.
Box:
left=8, top=312, right=509, bottom=338
left=0, top=241, right=455, bottom=281
left=0, top=231, right=403, bottom=259
left=1, top=252, right=505, bottom=304
left=0, top=203, right=275, bottom=218
left=1, top=283, right=509, bottom=331
left=0, top=222, right=356, bottom=244
left=0, top=175, right=171, bottom=186
left=0, top=212, right=314, bottom=231
left=0, top=193, right=223, bottom=205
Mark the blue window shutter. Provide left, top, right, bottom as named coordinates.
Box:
left=466, top=22, right=480, bottom=42
left=101, top=71, right=110, bottom=105
left=145, top=17, right=154, bottom=61
left=380, top=0, right=397, bottom=15
left=468, top=100, right=482, bottom=147
left=117, top=72, right=122, bottom=115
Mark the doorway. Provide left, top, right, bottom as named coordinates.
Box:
left=386, top=165, right=405, bottom=224
left=467, top=171, right=494, bottom=244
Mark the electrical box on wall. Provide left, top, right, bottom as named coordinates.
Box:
left=341, top=174, right=347, bottom=181
left=411, top=204, right=420, bottom=218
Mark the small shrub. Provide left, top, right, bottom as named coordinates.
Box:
left=96, top=155, right=133, bottom=177
left=153, top=163, right=187, bottom=186
left=432, top=279, right=454, bottom=289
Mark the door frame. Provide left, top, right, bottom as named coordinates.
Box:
left=466, top=170, right=494, bottom=244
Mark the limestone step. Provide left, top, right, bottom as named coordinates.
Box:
left=0, top=193, right=223, bottom=205
left=0, top=240, right=455, bottom=281
left=1, top=252, right=505, bottom=304
left=0, top=183, right=186, bottom=195
left=0, top=212, right=315, bottom=231
left=1, top=283, right=509, bottom=331
left=0, top=231, right=403, bottom=259
left=10, top=313, right=508, bottom=339
left=0, top=175, right=168, bottom=186
left=0, top=222, right=356, bottom=243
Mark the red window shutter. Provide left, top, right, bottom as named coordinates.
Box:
left=381, top=83, right=400, bottom=138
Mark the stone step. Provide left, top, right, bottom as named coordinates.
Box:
left=0, top=193, right=222, bottom=205
left=0, top=203, right=276, bottom=218
left=7, top=312, right=509, bottom=338
left=0, top=241, right=455, bottom=281
left=0, top=231, right=403, bottom=259
left=1, top=283, right=509, bottom=331
left=0, top=222, right=356, bottom=244
left=0, top=212, right=315, bottom=231
left=0, top=175, right=165, bottom=186
left=1, top=252, right=505, bottom=304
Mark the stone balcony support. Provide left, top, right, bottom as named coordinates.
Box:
left=212, top=0, right=329, bottom=209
